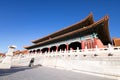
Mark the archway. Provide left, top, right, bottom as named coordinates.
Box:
left=29, top=50, right=32, bottom=53
left=69, top=42, right=81, bottom=50
left=50, top=46, right=57, bottom=52
left=58, top=44, right=67, bottom=51
left=36, top=49, right=40, bottom=53
left=33, top=50, right=36, bottom=53
left=41, top=48, right=49, bottom=53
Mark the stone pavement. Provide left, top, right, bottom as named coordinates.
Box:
left=0, top=66, right=116, bottom=80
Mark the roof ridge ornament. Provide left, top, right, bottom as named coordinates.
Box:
left=93, top=33, right=98, bottom=38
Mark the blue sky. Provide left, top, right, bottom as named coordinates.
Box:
left=0, top=0, right=120, bottom=52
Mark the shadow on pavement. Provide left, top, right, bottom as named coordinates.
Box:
left=0, top=65, right=40, bottom=76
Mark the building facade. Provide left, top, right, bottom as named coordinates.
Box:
left=11, top=14, right=120, bottom=77
left=24, top=13, right=111, bottom=53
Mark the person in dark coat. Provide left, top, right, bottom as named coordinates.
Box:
left=29, top=58, right=34, bottom=67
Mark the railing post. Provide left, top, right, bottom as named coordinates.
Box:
left=85, top=46, right=88, bottom=53
left=77, top=47, right=79, bottom=53
left=95, top=45, right=98, bottom=54
left=108, top=43, right=112, bottom=52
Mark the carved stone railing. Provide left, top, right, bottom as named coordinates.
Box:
left=10, top=46, right=120, bottom=78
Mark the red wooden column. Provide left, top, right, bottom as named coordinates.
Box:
left=90, top=41, right=93, bottom=48
left=48, top=48, right=50, bottom=53
left=66, top=43, right=69, bottom=51
left=56, top=46, right=58, bottom=53
left=81, top=41, right=85, bottom=49
left=93, top=38, right=97, bottom=48
left=87, top=42, right=90, bottom=49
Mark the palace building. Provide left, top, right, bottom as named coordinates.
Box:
left=24, top=13, right=112, bottom=53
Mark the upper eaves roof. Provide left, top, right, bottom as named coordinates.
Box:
left=32, top=13, right=94, bottom=44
